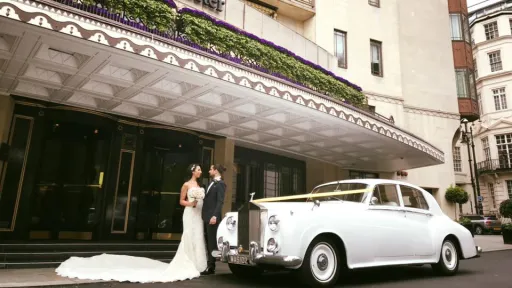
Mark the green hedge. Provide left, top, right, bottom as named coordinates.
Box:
left=76, top=0, right=365, bottom=106
left=180, top=13, right=366, bottom=105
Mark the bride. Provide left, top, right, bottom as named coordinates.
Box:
left=55, top=164, right=207, bottom=283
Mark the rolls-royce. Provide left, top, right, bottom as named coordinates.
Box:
left=213, top=179, right=481, bottom=287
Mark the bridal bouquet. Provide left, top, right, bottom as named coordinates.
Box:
left=189, top=189, right=205, bottom=203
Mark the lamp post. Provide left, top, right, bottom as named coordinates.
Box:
left=470, top=125, right=482, bottom=214
left=461, top=118, right=480, bottom=215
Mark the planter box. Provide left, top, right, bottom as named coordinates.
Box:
left=503, top=230, right=512, bottom=244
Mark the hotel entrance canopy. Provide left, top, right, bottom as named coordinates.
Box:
left=0, top=0, right=444, bottom=172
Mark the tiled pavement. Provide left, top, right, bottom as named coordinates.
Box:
left=1, top=235, right=510, bottom=288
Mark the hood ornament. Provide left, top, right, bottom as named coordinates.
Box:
left=249, top=192, right=255, bottom=202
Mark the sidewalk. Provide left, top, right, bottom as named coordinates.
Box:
left=474, top=234, right=512, bottom=252
left=0, top=236, right=510, bottom=288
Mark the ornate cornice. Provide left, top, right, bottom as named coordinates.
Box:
left=365, top=91, right=404, bottom=105
left=403, top=105, right=460, bottom=120
left=0, top=0, right=445, bottom=162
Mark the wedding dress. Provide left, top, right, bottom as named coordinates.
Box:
left=55, top=187, right=207, bottom=283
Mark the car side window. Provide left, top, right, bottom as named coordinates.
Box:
left=400, top=185, right=429, bottom=210
left=371, top=184, right=400, bottom=207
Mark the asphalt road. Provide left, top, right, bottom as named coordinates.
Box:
left=50, top=250, right=512, bottom=288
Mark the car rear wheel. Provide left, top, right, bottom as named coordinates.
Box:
left=431, top=239, right=459, bottom=276
left=475, top=225, right=483, bottom=235
left=300, top=237, right=341, bottom=287
left=228, top=264, right=263, bottom=278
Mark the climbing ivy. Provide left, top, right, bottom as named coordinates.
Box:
left=179, top=12, right=365, bottom=105
left=80, top=0, right=176, bottom=32
left=73, top=0, right=365, bottom=106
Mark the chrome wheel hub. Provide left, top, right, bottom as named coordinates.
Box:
left=317, top=253, right=328, bottom=271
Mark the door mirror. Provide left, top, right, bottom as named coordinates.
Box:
left=370, top=197, right=379, bottom=205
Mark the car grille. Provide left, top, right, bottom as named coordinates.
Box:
left=237, top=202, right=264, bottom=252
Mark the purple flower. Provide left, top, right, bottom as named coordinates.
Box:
left=178, top=8, right=362, bottom=92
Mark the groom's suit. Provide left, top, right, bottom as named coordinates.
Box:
left=202, top=178, right=226, bottom=271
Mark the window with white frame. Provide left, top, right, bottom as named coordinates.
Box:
left=450, top=14, right=463, bottom=40
left=510, top=19, right=512, bottom=35
left=370, top=40, right=383, bottom=76
left=488, top=51, right=503, bottom=72
left=455, top=69, right=476, bottom=98
left=334, top=30, right=347, bottom=68
left=495, top=134, right=512, bottom=168
left=484, top=21, right=499, bottom=40
left=453, top=147, right=462, bottom=172
left=493, top=88, right=507, bottom=111
left=507, top=180, right=512, bottom=200
left=482, top=137, right=491, bottom=161
left=488, top=183, right=496, bottom=208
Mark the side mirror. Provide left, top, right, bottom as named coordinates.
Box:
left=370, top=197, right=378, bottom=205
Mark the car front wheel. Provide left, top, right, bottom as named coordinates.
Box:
left=431, top=239, right=459, bottom=276
left=300, top=237, right=341, bottom=287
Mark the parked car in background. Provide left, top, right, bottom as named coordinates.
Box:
left=214, top=179, right=482, bottom=287
left=464, top=215, right=502, bottom=235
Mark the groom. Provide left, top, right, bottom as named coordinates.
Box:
left=201, top=164, right=226, bottom=275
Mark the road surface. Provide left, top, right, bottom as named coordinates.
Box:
left=57, top=250, right=511, bottom=288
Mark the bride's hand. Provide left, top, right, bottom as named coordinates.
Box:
left=191, top=200, right=198, bottom=207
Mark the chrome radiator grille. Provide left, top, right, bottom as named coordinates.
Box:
left=237, top=202, right=263, bottom=251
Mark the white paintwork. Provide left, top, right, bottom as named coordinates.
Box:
left=217, top=179, right=479, bottom=271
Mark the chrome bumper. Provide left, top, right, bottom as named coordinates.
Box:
left=476, top=245, right=482, bottom=256
left=212, top=241, right=302, bottom=268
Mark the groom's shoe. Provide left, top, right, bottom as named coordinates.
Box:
left=200, top=267, right=215, bottom=276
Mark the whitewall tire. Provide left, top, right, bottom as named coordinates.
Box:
left=432, top=239, right=460, bottom=276
left=300, top=237, right=341, bottom=287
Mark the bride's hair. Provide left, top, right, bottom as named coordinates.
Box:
left=187, top=164, right=201, bottom=184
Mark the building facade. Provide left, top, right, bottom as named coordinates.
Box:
left=0, top=0, right=465, bottom=243
left=456, top=0, right=512, bottom=216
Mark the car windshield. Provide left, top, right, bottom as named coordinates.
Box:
left=308, top=182, right=370, bottom=203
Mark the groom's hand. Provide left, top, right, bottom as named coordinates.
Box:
left=209, top=216, right=217, bottom=225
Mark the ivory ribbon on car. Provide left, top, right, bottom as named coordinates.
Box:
left=252, top=189, right=372, bottom=203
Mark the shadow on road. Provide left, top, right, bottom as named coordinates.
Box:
left=206, top=265, right=478, bottom=287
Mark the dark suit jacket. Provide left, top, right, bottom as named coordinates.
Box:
left=202, top=179, right=226, bottom=223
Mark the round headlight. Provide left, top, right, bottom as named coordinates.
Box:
left=217, top=236, right=224, bottom=250
left=268, top=215, right=280, bottom=231
left=267, top=238, right=278, bottom=252
left=226, top=216, right=236, bottom=231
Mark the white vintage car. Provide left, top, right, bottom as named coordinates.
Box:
left=213, top=179, right=482, bottom=287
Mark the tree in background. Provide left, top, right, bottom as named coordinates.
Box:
left=445, top=185, right=469, bottom=219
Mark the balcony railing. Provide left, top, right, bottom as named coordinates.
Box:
left=476, top=159, right=512, bottom=174
left=294, top=0, right=315, bottom=7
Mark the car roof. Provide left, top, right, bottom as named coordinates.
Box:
left=317, top=178, right=423, bottom=188
left=315, top=178, right=443, bottom=215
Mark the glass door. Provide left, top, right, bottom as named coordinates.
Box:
left=136, top=142, right=195, bottom=241
left=29, top=121, right=110, bottom=240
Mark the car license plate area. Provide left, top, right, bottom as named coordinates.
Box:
left=229, top=255, right=251, bottom=265
left=494, top=227, right=501, bottom=231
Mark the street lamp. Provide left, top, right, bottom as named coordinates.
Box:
left=460, top=118, right=482, bottom=215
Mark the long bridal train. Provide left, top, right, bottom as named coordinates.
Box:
left=55, top=187, right=207, bottom=283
